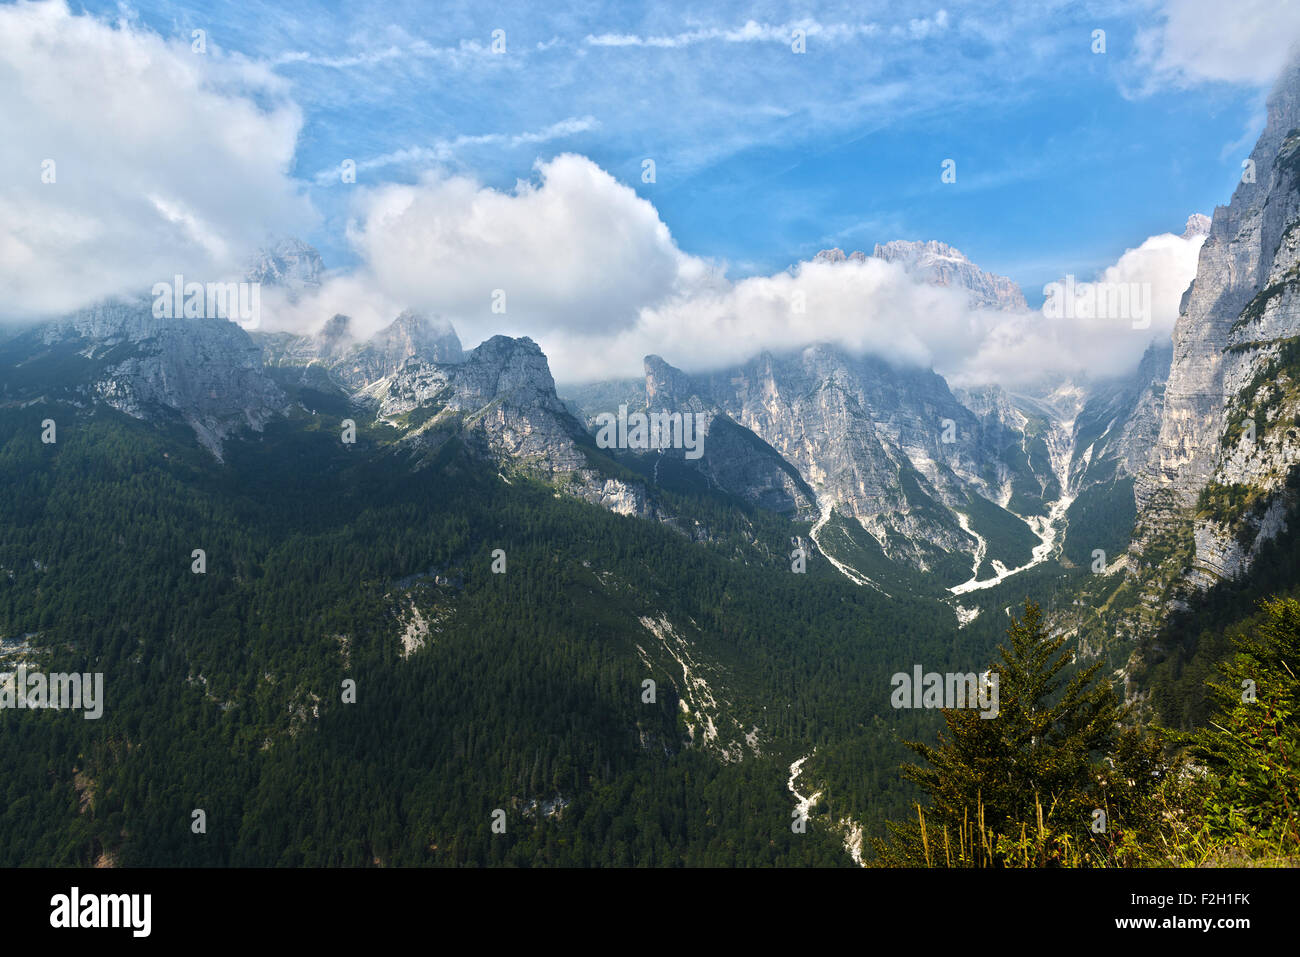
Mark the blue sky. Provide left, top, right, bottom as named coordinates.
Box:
left=65, top=0, right=1273, bottom=296
left=6, top=1, right=1300, bottom=383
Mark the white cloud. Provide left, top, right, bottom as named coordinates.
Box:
left=1135, top=0, right=1300, bottom=89
left=546, top=227, right=1205, bottom=388
left=584, top=19, right=879, bottom=49
left=548, top=257, right=981, bottom=383
left=257, top=274, right=407, bottom=341
left=283, top=154, right=1205, bottom=391
left=339, top=153, right=701, bottom=340
left=956, top=226, right=1206, bottom=387
left=544, top=198, right=1205, bottom=389
left=313, top=117, right=599, bottom=184
left=1099, top=227, right=1205, bottom=333
left=0, top=0, right=315, bottom=319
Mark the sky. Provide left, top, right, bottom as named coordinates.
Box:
left=3, top=0, right=1300, bottom=386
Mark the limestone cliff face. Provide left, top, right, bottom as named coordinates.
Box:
left=378, top=335, right=588, bottom=474
left=1132, top=52, right=1300, bottom=589
left=1070, top=342, right=1172, bottom=492
left=710, top=349, right=974, bottom=570
left=256, top=310, right=463, bottom=390
left=640, top=345, right=1057, bottom=575
left=642, top=355, right=817, bottom=519
left=32, top=299, right=286, bottom=459
left=408, top=337, right=658, bottom=519
left=956, top=382, right=1072, bottom=506
left=336, top=311, right=464, bottom=387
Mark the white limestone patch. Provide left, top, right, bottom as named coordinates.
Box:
left=949, top=416, right=1076, bottom=595
left=809, top=500, right=888, bottom=593
left=788, top=753, right=823, bottom=824
left=399, top=601, right=430, bottom=657
left=392, top=596, right=453, bottom=659
left=638, top=614, right=760, bottom=762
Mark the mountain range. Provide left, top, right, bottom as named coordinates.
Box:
left=4, top=50, right=1300, bottom=869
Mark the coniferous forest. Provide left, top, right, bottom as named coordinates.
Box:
left=2, top=399, right=1297, bottom=868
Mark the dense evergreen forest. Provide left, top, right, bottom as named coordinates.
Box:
left=0, top=400, right=995, bottom=866
left=3, top=393, right=1295, bottom=867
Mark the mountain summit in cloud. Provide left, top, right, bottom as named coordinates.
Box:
left=246, top=238, right=325, bottom=292
left=869, top=240, right=1028, bottom=311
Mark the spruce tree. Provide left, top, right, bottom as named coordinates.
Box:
left=1192, top=596, right=1300, bottom=851
left=873, top=599, right=1127, bottom=866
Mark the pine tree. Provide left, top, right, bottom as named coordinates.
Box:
left=873, top=599, right=1127, bottom=866
left=1191, top=596, right=1300, bottom=852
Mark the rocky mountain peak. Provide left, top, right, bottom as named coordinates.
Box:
left=245, top=238, right=324, bottom=291
left=812, top=248, right=868, bottom=264
left=644, top=354, right=700, bottom=409
left=1182, top=213, right=1211, bottom=239
left=257, top=309, right=465, bottom=390
left=809, top=241, right=1025, bottom=311
left=448, top=336, right=558, bottom=407
left=872, top=239, right=1027, bottom=311
left=384, top=310, right=464, bottom=363
left=378, top=333, right=591, bottom=477
left=873, top=238, right=965, bottom=263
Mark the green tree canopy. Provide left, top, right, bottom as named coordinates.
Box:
left=1191, top=596, right=1300, bottom=852
left=875, top=599, right=1131, bottom=866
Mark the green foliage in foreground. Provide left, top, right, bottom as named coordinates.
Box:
left=875, top=599, right=1300, bottom=867
left=1186, top=597, right=1300, bottom=855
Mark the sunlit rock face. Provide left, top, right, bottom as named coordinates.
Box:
left=1133, top=52, right=1300, bottom=588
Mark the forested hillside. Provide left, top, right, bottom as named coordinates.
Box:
left=1, top=401, right=997, bottom=866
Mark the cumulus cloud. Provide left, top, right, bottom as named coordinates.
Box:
left=545, top=225, right=1205, bottom=388
left=339, top=153, right=703, bottom=340
left=0, top=0, right=315, bottom=319
left=1135, top=0, right=1300, bottom=90
left=956, top=225, right=1207, bottom=387
left=548, top=257, right=984, bottom=383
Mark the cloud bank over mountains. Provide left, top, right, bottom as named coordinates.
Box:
left=0, top=0, right=315, bottom=318
left=273, top=152, right=1207, bottom=388
left=0, top=0, right=1274, bottom=388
